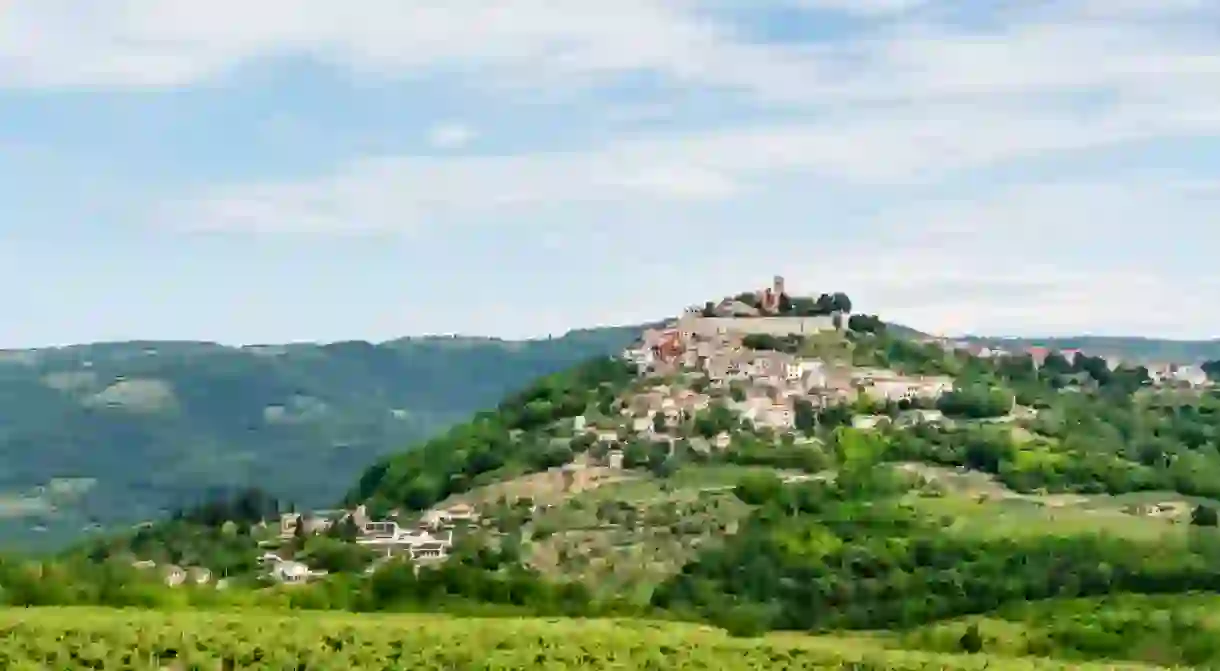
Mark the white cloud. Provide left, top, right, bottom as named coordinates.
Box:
left=9, top=0, right=1220, bottom=338
left=168, top=88, right=1220, bottom=235
left=4, top=0, right=1217, bottom=109
left=427, top=122, right=476, bottom=149
left=783, top=0, right=928, bottom=16
left=0, top=0, right=725, bottom=90
left=430, top=175, right=1219, bottom=340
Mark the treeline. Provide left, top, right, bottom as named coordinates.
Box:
left=2, top=538, right=629, bottom=622
left=845, top=330, right=1220, bottom=499
left=886, top=395, right=1220, bottom=501
left=702, top=292, right=853, bottom=317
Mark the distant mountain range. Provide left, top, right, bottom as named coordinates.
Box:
left=0, top=327, right=640, bottom=550
left=952, top=335, right=1220, bottom=363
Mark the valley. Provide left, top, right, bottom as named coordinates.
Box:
left=7, top=280, right=1220, bottom=668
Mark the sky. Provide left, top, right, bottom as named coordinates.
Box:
left=2, top=0, right=1219, bottom=348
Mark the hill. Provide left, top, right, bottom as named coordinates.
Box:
left=954, top=334, right=1220, bottom=363
left=333, top=287, right=1220, bottom=630
left=0, top=327, right=640, bottom=550
left=17, top=282, right=1220, bottom=669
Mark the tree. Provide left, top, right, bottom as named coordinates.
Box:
left=1192, top=504, right=1219, bottom=527
left=959, top=623, right=983, bottom=653
left=652, top=412, right=667, bottom=434
left=339, top=515, right=361, bottom=542
left=830, top=292, right=852, bottom=314
left=729, top=383, right=747, bottom=402
left=794, top=400, right=817, bottom=434
left=734, top=472, right=783, bottom=505
left=847, top=314, right=883, bottom=333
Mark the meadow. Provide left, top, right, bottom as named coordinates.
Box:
left=0, top=607, right=1176, bottom=670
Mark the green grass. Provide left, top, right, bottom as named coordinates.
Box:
left=896, top=594, right=1220, bottom=668
left=667, top=464, right=783, bottom=489
left=0, top=607, right=1179, bottom=670
left=907, top=493, right=1184, bottom=541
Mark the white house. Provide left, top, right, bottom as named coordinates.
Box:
left=358, top=521, right=454, bottom=561
left=162, top=565, right=186, bottom=587
left=621, top=346, right=655, bottom=372
left=420, top=503, right=479, bottom=529
left=1173, top=366, right=1210, bottom=388
left=271, top=561, right=313, bottom=584
left=258, top=553, right=325, bottom=584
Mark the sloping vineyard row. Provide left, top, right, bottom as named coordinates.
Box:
left=0, top=608, right=1178, bottom=670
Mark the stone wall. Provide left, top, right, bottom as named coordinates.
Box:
left=677, top=314, right=839, bottom=338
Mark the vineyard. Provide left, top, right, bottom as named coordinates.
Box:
left=0, top=608, right=1177, bottom=670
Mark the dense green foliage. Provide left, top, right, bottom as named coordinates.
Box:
left=844, top=330, right=1220, bottom=499
left=654, top=444, right=1220, bottom=634
left=0, top=328, right=638, bottom=549
left=348, top=356, right=636, bottom=512
left=904, top=594, right=1220, bottom=668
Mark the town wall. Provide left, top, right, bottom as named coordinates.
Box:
left=677, top=314, right=839, bottom=338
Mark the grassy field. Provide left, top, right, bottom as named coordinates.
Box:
left=896, top=594, right=1220, bottom=668
left=906, top=493, right=1183, bottom=540
left=0, top=607, right=1179, bottom=670
left=898, top=463, right=1209, bottom=541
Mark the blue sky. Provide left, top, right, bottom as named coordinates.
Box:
left=2, top=0, right=1219, bottom=348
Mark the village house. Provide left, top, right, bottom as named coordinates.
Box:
left=187, top=566, right=212, bottom=586
left=632, top=416, right=652, bottom=433
left=256, top=553, right=325, bottom=584
left=273, top=561, right=320, bottom=584
left=420, top=503, right=479, bottom=529
left=797, top=362, right=829, bottom=390
left=1146, top=363, right=1175, bottom=384
left=853, top=415, right=888, bottom=430
left=1171, top=365, right=1210, bottom=388
left=357, top=521, right=455, bottom=561
left=855, top=371, right=953, bottom=403
left=607, top=449, right=625, bottom=469
left=279, top=511, right=333, bottom=539
left=756, top=403, right=795, bottom=430
left=161, top=565, right=186, bottom=587
left=896, top=409, right=946, bottom=428
left=1026, top=347, right=1050, bottom=368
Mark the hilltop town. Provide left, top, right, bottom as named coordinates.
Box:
left=115, top=277, right=1217, bottom=588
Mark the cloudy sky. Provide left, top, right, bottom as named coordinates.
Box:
left=2, top=0, right=1218, bottom=347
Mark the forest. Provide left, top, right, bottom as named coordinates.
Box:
left=0, top=327, right=638, bottom=549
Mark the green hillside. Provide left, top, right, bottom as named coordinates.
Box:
left=957, top=335, right=1220, bottom=363
left=14, top=311, right=1220, bottom=668
left=0, top=327, right=639, bottom=550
